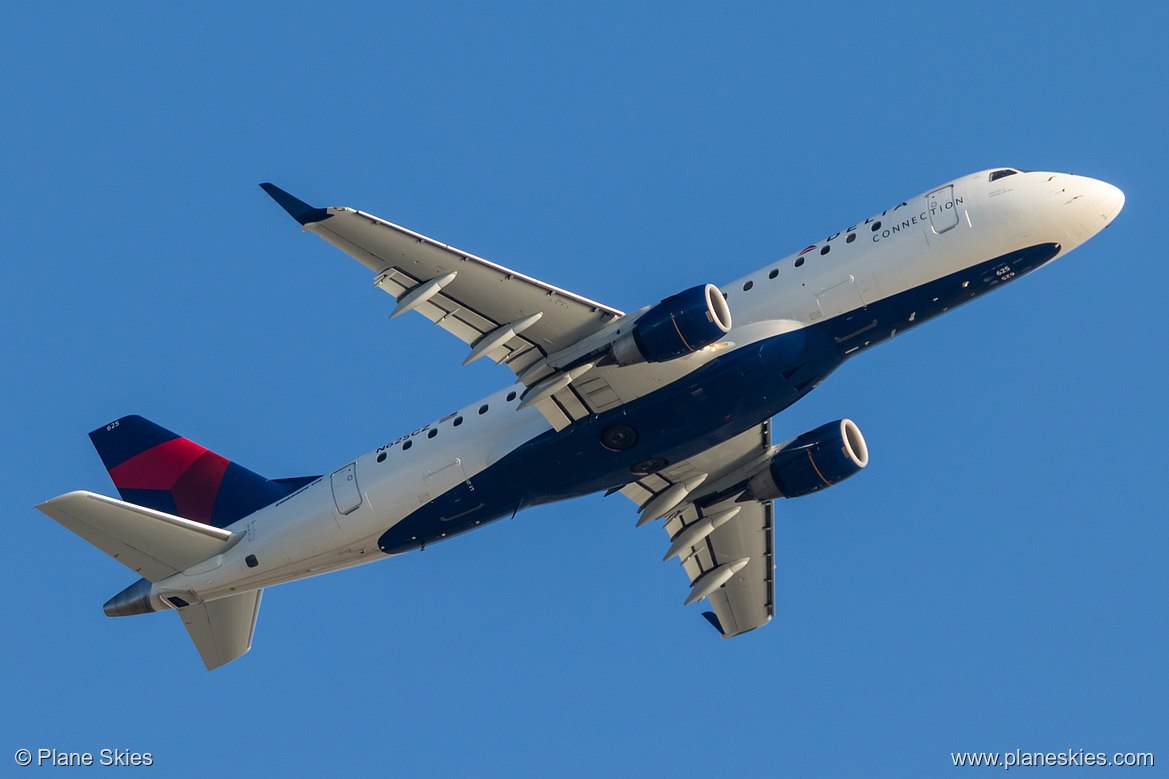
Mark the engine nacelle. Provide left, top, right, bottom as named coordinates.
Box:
left=748, top=419, right=869, bottom=500
left=612, top=283, right=732, bottom=366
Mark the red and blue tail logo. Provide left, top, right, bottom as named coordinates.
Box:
left=89, top=416, right=316, bottom=528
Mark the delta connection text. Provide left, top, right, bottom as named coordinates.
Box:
left=816, top=196, right=965, bottom=248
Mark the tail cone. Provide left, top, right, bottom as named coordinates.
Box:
left=103, top=578, right=160, bottom=617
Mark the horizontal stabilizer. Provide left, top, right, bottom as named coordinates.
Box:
left=36, top=491, right=241, bottom=582
left=178, top=589, right=262, bottom=671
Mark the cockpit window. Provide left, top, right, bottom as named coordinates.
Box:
left=989, top=169, right=1018, bottom=182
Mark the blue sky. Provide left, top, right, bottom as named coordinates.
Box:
left=3, top=3, right=1164, bottom=776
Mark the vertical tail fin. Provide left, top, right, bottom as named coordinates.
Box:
left=89, top=415, right=291, bottom=528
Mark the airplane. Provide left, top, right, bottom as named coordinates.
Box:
left=37, top=168, right=1124, bottom=670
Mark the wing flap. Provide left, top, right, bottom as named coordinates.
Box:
left=177, top=589, right=263, bottom=671
left=37, top=491, right=240, bottom=582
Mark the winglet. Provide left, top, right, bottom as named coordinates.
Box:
left=260, top=183, right=331, bottom=225
left=701, top=611, right=725, bottom=635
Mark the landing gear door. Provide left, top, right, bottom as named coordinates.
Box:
left=927, top=185, right=960, bottom=234
left=330, top=463, right=362, bottom=515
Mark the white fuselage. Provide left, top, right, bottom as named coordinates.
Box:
left=146, top=169, right=1124, bottom=608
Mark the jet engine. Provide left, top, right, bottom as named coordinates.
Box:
left=747, top=419, right=868, bottom=500
left=611, top=283, right=732, bottom=366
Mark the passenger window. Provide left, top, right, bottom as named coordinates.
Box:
left=428, top=429, right=438, bottom=439
left=478, top=404, right=489, bottom=415
left=768, top=269, right=778, bottom=279
left=453, top=416, right=463, bottom=427
left=794, top=257, right=805, bottom=268
left=871, top=221, right=882, bottom=232
left=743, top=281, right=753, bottom=291
left=506, top=391, right=517, bottom=402
left=846, top=233, right=856, bottom=243
left=377, top=452, right=387, bottom=463
left=989, top=169, right=1017, bottom=182
left=402, top=440, right=412, bottom=451
left=819, top=245, right=830, bottom=255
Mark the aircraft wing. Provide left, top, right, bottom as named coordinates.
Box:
left=618, top=421, right=776, bottom=636
left=261, top=184, right=624, bottom=382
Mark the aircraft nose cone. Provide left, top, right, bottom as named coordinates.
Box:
left=1094, top=180, right=1125, bottom=225
left=1074, top=176, right=1125, bottom=226
left=1043, top=173, right=1124, bottom=252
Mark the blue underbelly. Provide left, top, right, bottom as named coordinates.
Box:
left=377, top=242, right=1059, bottom=554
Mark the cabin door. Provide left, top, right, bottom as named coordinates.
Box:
left=330, top=463, right=362, bottom=515
left=927, top=185, right=960, bottom=234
